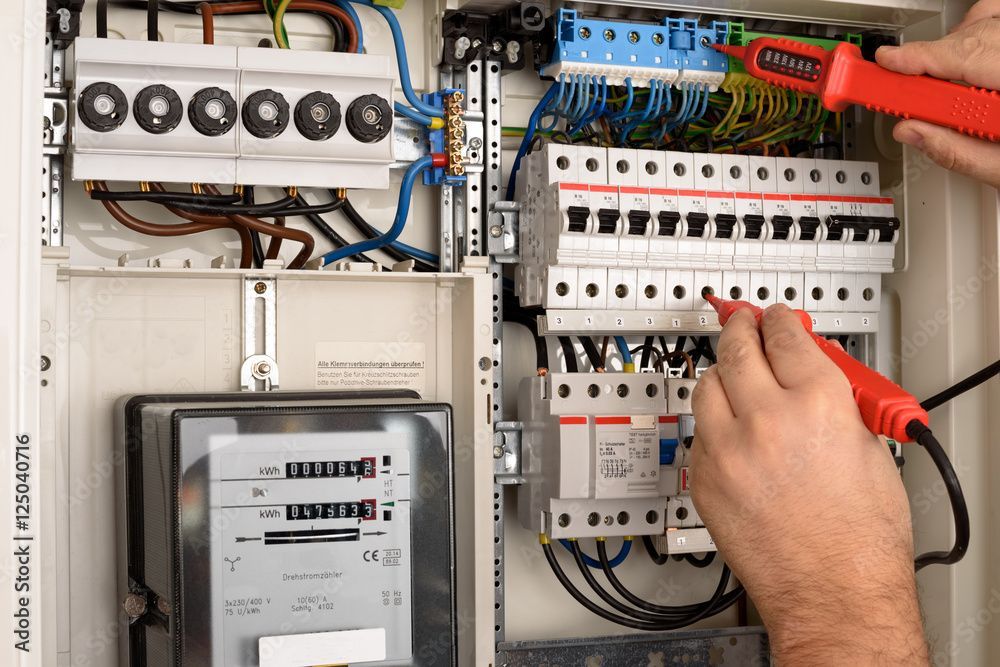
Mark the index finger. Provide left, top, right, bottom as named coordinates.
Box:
left=875, top=22, right=1000, bottom=89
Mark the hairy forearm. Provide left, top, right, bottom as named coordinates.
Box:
left=756, top=562, right=928, bottom=665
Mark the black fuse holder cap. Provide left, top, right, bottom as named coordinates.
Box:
left=78, top=81, right=128, bottom=132
left=294, top=91, right=342, bottom=141
left=133, top=84, right=183, bottom=134
left=188, top=87, right=238, bottom=137
left=345, top=94, right=392, bottom=143
left=242, top=89, right=290, bottom=139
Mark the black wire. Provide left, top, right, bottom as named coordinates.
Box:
left=90, top=190, right=243, bottom=205
left=292, top=195, right=373, bottom=265
left=596, top=541, right=742, bottom=616
left=920, top=360, right=1000, bottom=412
left=542, top=541, right=739, bottom=631
left=641, top=336, right=654, bottom=370
left=641, top=535, right=669, bottom=565
left=579, top=337, right=603, bottom=370
left=503, top=295, right=548, bottom=371
left=558, top=337, right=579, bottom=373
left=683, top=552, right=716, bottom=568
left=242, top=187, right=265, bottom=269
left=97, top=0, right=109, bottom=37
left=570, top=542, right=694, bottom=623
left=147, top=1, right=159, bottom=41
left=906, top=420, right=970, bottom=570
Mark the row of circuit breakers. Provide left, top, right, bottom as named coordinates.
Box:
left=72, top=39, right=396, bottom=189
left=515, top=144, right=897, bottom=313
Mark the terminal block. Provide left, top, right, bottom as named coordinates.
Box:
left=514, top=144, right=898, bottom=316
left=422, top=89, right=468, bottom=186
left=539, top=9, right=729, bottom=89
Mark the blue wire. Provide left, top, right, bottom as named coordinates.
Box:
left=559, top=539, right=632, bottom=569
left=350, top=0, right=442, bottom=118
left=506, top=82, right=559, bottom=201
left=615, top=336, right=633, bottom=364
left=559, top=76, right=578, bottom=119
left=689, top=83, right=710, bottom=123
left=322, top=155, right=433, bottom=265
left=331, top=0, right=364, bottom=53
left=538, top=76, right=565, bottom=132
left=394, top=101, right=433, bottom=127
left=569, top=76, right=608, bottom=135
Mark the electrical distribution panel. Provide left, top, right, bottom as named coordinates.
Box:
left=515, top=144, right=896, bottom=316
left=117, top=394, right=455, bottom=666
left=72, top=38, right=396, bottom=189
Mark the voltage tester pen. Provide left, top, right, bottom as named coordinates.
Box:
left=715, top=38, right=1000, bottom=142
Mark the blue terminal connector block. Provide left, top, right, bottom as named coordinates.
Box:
left=540, top=9, right=728, bottom=90
left=422, top=89, right=468, bottom=187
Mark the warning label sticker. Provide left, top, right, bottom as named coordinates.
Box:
left=315, top=342, right=426, bottom=394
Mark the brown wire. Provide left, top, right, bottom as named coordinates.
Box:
left=199, top=1, right=358, bottom=52
left=92, top=182, right=256, bottom=267
left=201, top=184, right=293, bottom=262
left=146, top=182, right=254, bottom=268
left=198, top=185, right=314, bottom=268
left=663, top=350, right=696, bottom=379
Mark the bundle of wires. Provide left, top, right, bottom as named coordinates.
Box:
left=506, top=71, right=842, bottom=197
left=541, top=535, right=744, bottom=630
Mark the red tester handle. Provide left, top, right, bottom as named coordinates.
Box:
left=704, top=295, right=929, bottom=442
left=717, top=38, right=1000, bottom=142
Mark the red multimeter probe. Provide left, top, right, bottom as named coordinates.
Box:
left=703, top=294, right=928, bottom=443
left=715, top=38, right=1000, bottom=142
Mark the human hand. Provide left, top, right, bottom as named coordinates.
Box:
left=876, top=0, right=1000, bottom=188
left=689, top=305, right=927, bottom=664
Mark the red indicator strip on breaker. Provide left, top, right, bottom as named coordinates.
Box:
left=619, top=187, right=650, bottom=195
left=658, top=416, right=679, bottom=424
left=559, top=416, right=588, bottom=425
left=650, top=188, right=679, bottom=196
left=734, top=192, right=762, bottom=200
left=594, top=416, right=632, bottom=425
left=677, top=189, right=707, bottom=198
left=589, top=185, right=619, bottom=194
left=706, top=191, right=732, bottom=198
left=762, top=194, right=791, bottom=201
left=558, top=183, right=589, bottom=192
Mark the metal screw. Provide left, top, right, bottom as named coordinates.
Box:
left=254, top=281, right=267, bottom=294
left=652, top=33, right=664, bottom=45
left=603, top=28, right=616, bottom=42
left=491, top=39, right=504, bottom=53
left=478, top=356, right=492, bottom=371
left=156, top=597, right=172, bottom=616
left=493, top=445, right=504, bottom=459
left=123, top=593, right=147, bottom=619
left=471, top=38, right=483, bottom=49
left=40, top=356, right=51, bottom=372
left=628, top=31, right=640, bottom=44
left=700, top=35, right=712, bottom=48
left=489, top=224, right=503, bottom=238
left=469, top=137, right=483, bottom=150
left=254, top=360, right=271, bottom=377
left=506, top=40, right=521, bottom=63
left=578, top=26, right=591, bottom=40
left=454, top=35, right=471, bottom=60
